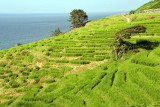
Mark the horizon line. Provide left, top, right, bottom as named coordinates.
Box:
left=0, top=11, right=129, bottom=14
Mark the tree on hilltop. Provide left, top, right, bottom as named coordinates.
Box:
left=69, top=9, right=88, bottom=28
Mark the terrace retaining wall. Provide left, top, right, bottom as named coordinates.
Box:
left=139, top=8, right=160, bottom=14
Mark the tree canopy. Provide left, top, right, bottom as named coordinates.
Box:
left=69, top=9, right=88, bottom=28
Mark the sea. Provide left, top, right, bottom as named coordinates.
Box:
left=0, top=12, right=126, bottom=50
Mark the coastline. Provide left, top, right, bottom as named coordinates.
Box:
left=0, top=12, right=126, bottom=50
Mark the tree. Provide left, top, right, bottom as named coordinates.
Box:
left=69, top=9, right=88, bottom=28
left=113, top=25, right=146, bottom=59
left=130, top=10, right=135, bottom=14
left=51, top=27, right=61, bottom=36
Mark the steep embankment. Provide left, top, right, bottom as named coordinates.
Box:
left=135, top=0, right=160, bottom=13
left=0, top=14, right=160, bottom=106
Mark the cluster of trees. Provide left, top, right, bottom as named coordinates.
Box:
left=51, top=9, right=88, bottom=36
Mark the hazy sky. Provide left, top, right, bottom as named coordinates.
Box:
left=0, top=0, right=150, bottom=13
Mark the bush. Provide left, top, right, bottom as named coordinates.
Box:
left=116, top=25, right=147, bottom=38
left=51, top=27, right=62, bottom=36
left=130, top=10, right=135, bottom=14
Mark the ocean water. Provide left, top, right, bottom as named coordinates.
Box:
left=0, top=12, right=125, bottom=50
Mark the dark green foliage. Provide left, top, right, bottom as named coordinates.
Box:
left=69, top=9, right=88, bottom=28
left=116, top=25, right=147, bottom=39
left=113, top=25, right=147, bottom=59
left=51, top=27, right=62, bottom=36
left=16, top=43, right=22, bottom=46
left=130, top=10, right=135, bottom=14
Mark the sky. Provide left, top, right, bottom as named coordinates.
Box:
left=0, top=0, right=150, bottom=14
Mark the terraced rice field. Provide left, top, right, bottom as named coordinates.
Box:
left=135, top=0, right=160, bottom=13
left=0, top=14, right=160, bottom=106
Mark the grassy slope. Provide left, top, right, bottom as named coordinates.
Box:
left=135, top=0, right=160, bottom=13
left=0, top=14, right=160, bottom=106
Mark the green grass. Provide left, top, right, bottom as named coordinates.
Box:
left=135, top=0, right=160, bottom=13
left=0, top=14, right=160, bottom=106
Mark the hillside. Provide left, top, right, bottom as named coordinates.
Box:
left=0, top=14, right=160, bottom=106
left=135, top=0, right=160, bottom=13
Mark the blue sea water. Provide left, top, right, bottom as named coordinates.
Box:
left=0, top=12, right=125, bottom=50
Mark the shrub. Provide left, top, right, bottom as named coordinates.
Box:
left=116, top=25, right=147, bottom=38
left=130, top=10, right=135, bottom=14
left=51, top=27, right=62, bottom=36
